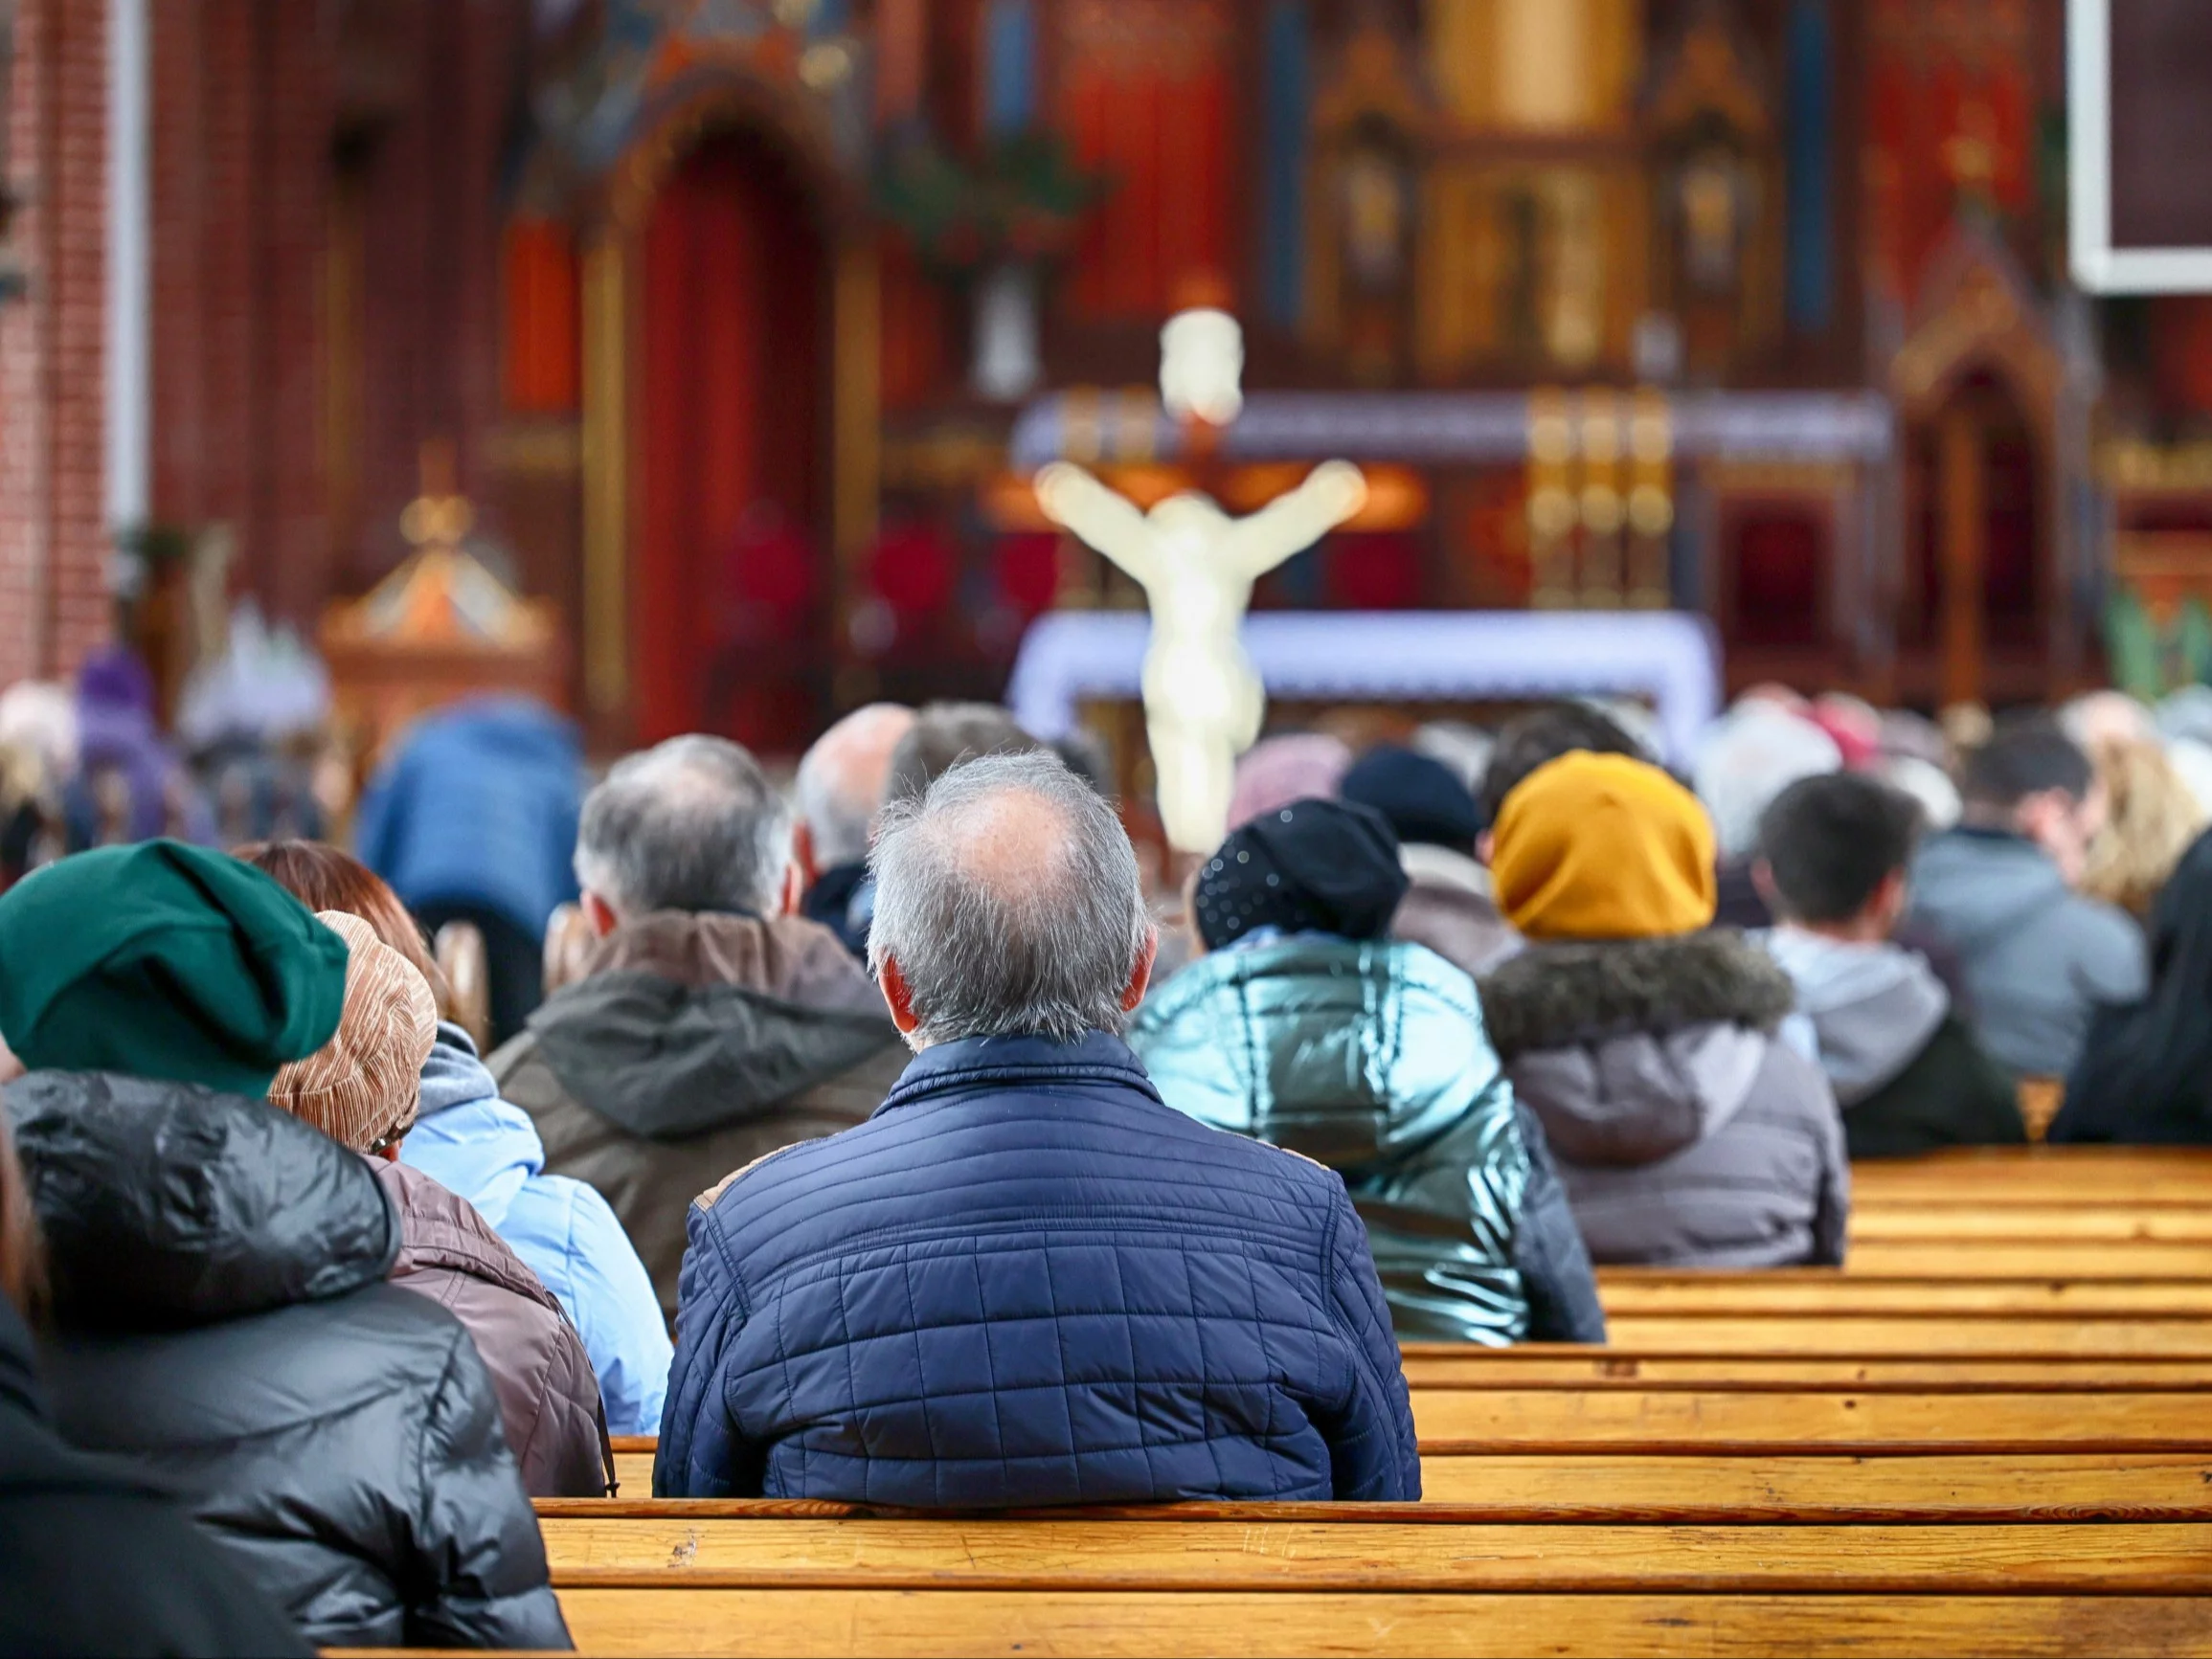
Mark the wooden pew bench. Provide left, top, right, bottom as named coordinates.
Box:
left=536, top=1586, right=2212, bottom=1657
left=608, top=1373, right=2212, bottom=1492
left=561, top=1449, right=2212, bottom=1523
left=517, top=1513, right=2212, bottom=1657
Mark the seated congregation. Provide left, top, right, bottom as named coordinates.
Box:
left=3, top=688, right=2208, bottom=1654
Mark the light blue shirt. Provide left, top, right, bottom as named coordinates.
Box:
left=402, top=1027, right=671, bottom=1435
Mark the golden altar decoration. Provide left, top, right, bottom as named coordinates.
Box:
left=319, top=444, right=567, bottom=763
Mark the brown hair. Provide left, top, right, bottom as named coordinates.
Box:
left=236, top=840, right=453, bottom=1014
left=0, top=1111, right=47, bottom=1322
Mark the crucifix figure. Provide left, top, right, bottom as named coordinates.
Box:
left=1035, top=452, right=1367, bottom=854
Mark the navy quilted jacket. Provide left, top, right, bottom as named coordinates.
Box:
left=656, top=1032, right=1422, bottom=1507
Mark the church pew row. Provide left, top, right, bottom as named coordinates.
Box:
left=1394, top=1348, right=2212, bottom=1385
left=1594, top=1271, right=2212, bottom=1314
left=329, top=1591, right=2212, bottom=1659
left=550, top=1451, right=2212, bottom=1523
left=1838, top=1242, right=2212, bottom=1277
left=1846, top=1149, right=2212, bottom=1202
left=1851, top=1207, right=2212, bottom=1242
left=535, top=1516, right=2212, bottom=1593
left=605, top=1385, right=2212, bottom=1492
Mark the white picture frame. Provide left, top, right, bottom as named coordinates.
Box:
left=2069, top=0, right=2212, bottom=292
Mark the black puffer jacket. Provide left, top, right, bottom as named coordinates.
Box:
left=4, top=1071, right=573, bottom=1651
left=1, top=1299, right=309, bottom=1657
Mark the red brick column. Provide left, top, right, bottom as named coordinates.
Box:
left=0, top=0, right=114, bottom=686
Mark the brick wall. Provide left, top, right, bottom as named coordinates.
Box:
left=148, top=0, right=334, bottom=628
left=0, top=0, right=114, bottom=687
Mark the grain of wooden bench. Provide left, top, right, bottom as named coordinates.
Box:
left=548, top=1451, right=2212, bottom=1522
left=535, top=1516, right=2212, bottom=1592
left=1596, top=1273, right=2212, bottom=1315
left=1600, top=1314, right=2212, bottom=1355
left=545, top=1588, right=2212, bottom=1657
left=1852, top=1208, right=2212, bottom=1242
left=607, top=1385, right=2212, bottom=1491
left=1840, top=1242, right=2212, bottom=1277
left=1394, top=1348, right=2212, bottom=1385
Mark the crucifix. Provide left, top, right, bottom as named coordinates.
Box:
left=1034, top=308, right=1367, bottom=854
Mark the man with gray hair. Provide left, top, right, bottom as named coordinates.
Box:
left=493, top=734, right=909, bottom=1318
left=793, top=703, right=914, bottom=958
left=659, top=751, right=1422, bottom=1508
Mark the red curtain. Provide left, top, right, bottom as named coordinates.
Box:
left=638, top=136, right=825, bottom=747
left=502, top=219, right=580, bottom=415
left=1062, top=1, right=1233, bottom=319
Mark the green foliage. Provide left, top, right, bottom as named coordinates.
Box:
left=873, top=127, right=1106, bottom=275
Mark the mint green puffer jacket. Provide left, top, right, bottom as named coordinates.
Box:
left=1130, top=938, right=1604, bottom=1345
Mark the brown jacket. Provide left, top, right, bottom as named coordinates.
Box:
left=372, top=1159, right=613, bottom=1497
left=490, top=911, right=910, bottom=1320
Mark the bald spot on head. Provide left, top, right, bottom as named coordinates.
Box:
left=919, top=784, right=1075, bottom=909
left=796, top=703, right=917, bottom=868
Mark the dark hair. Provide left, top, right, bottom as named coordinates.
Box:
left=1758, top=773, right=1924, bottom=924
left=235, top=840, right=452, bottom=1013
left=0, top=1110, right=46, bottom=1323
left=1959, top=717, right=2094, bottom=811
left=886, top=703, right=1042, bottom=805
left=1478, top=703, right=1647, bottom=827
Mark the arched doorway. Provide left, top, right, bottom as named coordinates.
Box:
left=635, top=129, right=828, bottom=748
left=1902, top=369, right=2044, bottom=708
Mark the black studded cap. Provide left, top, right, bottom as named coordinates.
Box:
left=1192, top=796, right=1408, bottom=952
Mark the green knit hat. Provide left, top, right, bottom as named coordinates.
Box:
left=0, top=841, right=349, bottom=1097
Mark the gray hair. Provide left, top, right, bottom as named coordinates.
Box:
left=869, top=750, right=1150, bottom=1047
left=794, top=704, right=914, bottom=869
left=885, top=702, right=1041, bottom=806
left=575, top=735, right=790, bottom=919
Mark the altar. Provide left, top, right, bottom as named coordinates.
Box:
left=1007, top=608, right=1724, bottom=765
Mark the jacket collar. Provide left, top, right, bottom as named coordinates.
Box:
left=875, top=1031, right=1161, bottom=1115
left=1478, top=930, right=1796, bottom=1061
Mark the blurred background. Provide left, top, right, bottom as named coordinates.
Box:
left=2, top=0, right=2211, bottom=802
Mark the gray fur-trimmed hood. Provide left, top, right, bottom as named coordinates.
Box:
left=1477, top=931, right=1796, bottom=1062
left=1476, top=932, right=1802, bottom=1169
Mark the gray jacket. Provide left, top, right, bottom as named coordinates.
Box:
left=1478, top=931, right=1850, bottom=1268
left=491, top=911, right=909, bottom=1321
left=1907, top=830, right=2147, bottom=1079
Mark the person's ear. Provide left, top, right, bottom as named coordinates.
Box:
left=878, top=953, right=922, bottom=1035
left=792, top=820, right=821, bottom=885
left=376, top=1141, right=403, bottom=1164
left=1869, top=867, right=1910, bottom=932
left=581, top=890, right=621, bottom=938
left=777, top=862, right=802, bottom=919
left=1120, top=926, right=1160, bottom=1014
left=1749, top=858, right=1781, bottom=914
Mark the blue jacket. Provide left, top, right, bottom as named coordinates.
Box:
left=401, top=1025, right=671, bottom=1435
left=355, top=698, right=582, bottom=939
left=1132, top=937, right=1605, bottom=1346
left=657, top=1033, right=1422, bottom=1507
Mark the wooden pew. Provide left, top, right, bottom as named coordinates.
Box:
left=1847, top=1148, right=2212, bottom=1203
left=531, top=1512, right=2212, bottom=1656
left=1850, top=1207, right=2212, bottom=1242
left=1839, top=1242, right=2212, bottom=1277
left=546, top=1586, right=2212, bottom=1658
left=608, top=1377, right=2212, bottom=1491
left=560, top=1450, right=2212, bottom=1523
left=1594, top=1271, right=2212, bottom=1315
left=1393, top=1346, right=2212, bottom=1385
left=537, top=1514, right=2212, bottom=1591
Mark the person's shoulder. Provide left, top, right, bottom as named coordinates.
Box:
left=1743, top=1029, right=1840, bottom=1122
